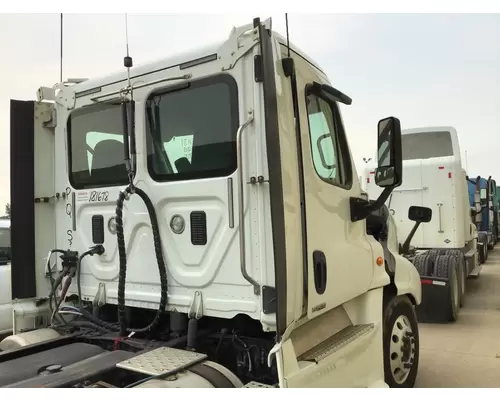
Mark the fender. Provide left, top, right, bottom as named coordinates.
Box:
left=385, top=213, right=422, bottom=305
left=393, top=253, right=422, bottom=305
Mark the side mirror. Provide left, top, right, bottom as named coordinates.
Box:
left=470, top=208, right=477, bottom=218
left=408, top=206, right=432, bottom=223
left=400, top=205, right=432, bottom=255
left=350, top=116, right=404, bottom=223
left=375, top=117, right=402, bottom=188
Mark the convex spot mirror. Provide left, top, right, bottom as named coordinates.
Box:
left=375, top=117, right=402, bottom=188
left=408, top=206, right=432, bottom=223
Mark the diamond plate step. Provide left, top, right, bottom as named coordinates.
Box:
left=469, top=263, right=482, bottom=278
left=116, top=347, right=207, bottom=376
left=299, top=323, right=374, bottom=363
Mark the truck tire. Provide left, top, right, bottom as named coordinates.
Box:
left=444, top=250, right=466, bottom=307
left=383, top=295, right=419, bottom=388
left=426, top=249, right=446, bottom=257
left=433, top=255, right=459, bottom=322
left=412, top=253, right=435, bottom=276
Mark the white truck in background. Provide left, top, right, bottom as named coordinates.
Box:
left=1, top=17, right=427, bottom=388
left=364, top=126, right=482, bottom=323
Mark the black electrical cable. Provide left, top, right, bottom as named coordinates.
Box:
left=77, top=245, right=105, bottom=306
left=77, top=251, right=93, bottom=305
left=115, top=185, right=168, bottom=336
left=113, top=88, right=168, bottom=337
left=66, top=319, right=110, bottom=334
left=69, top=306, right=119, bottom=332
left=49, top=272, right=66, bottom=325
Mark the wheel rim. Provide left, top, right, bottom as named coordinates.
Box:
left=389, top=315, right=416, bottom=384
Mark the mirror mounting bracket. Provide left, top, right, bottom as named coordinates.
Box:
left=350, top=187, right=393, bottom=222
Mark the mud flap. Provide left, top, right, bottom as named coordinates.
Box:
left=10, top=100, right=36, bottom=299
left=415, top=276, right=450, bottom=323
left=10, top=100, right=56, bottom=303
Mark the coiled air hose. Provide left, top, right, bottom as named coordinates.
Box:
left=67, top=100, right=169, bottom=337
left=64, top=183, right=169, bottom=337
left=115, top=185, right=169, bottom=336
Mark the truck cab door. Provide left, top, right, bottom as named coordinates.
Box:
left=293, top=64, right=376, bottom=319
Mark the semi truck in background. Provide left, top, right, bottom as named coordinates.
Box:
left=364, top=126, right=482, bottom=323
left=466, top=175, right=498, bottom=256
left=0, top=218, right=10, bottom=264
left=0, top=17, right=426, bottom=388
left=496, top=184, right=500, bottom=237
left=488, top=177, right=499, bottom=248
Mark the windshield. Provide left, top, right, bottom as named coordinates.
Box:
left=402, top=131, right=454, bottom=161
left=67, top=103, right=129, bottom=190
left=146, top=74, right=239, bottom=182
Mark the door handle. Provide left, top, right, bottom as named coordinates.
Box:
left=313, top=250, right=327, bottom=295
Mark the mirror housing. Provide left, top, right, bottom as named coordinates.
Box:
left=400, top=206, right=433, bottom=255
left=350, top=116, right=403, bottom=222
left=408, top=206, right=432, bottom=223
left=375, top=117, right=403, bottom=188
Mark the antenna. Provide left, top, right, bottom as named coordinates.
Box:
left=285, top=13, right=291, bottom=58
left=124, top=13, right=133, bottom=92
left=60, top=13, right=63, bottom=83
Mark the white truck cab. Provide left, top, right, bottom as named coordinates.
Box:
left=1, top=17, right=423, bottom=388
left=364, top=126, right=481, bottom=323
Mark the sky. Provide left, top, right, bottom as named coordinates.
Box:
left=1, top=13, right=500, bottom=211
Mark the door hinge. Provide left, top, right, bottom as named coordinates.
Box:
left=254, top=55, right=263, bottom=82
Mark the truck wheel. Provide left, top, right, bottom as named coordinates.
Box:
left=383, top=295, right=419, bottom=388
left=444, top=250, right=466, bottom=307
left=412, top=253, right=434, bottom=276
left=433, top=255, right=459, bottom=322
left=427, top=249, right=446, bottom=257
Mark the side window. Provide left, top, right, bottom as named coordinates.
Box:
left=306, top=93, right=345, bottom=186
left=146, top=74, right=239, bottom=182
left=68, top=103, right=129, bottom=190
